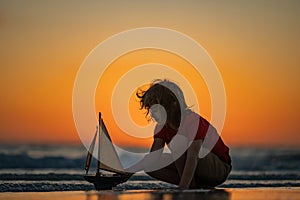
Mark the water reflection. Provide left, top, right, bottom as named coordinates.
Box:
left=85, top=189, right=230, bottom=200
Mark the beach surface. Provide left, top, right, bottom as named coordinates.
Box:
left=0, top=188, right=299, bottom=200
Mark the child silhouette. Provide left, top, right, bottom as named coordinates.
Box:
left=126, top=79, right=231, bottom=189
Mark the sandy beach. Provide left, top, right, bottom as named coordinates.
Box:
left=0, top=188, right=299, bottom=200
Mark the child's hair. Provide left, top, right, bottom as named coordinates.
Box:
left=136, top=79, right=190, bottom=128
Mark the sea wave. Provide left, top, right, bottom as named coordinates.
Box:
left=1, top=148, right=300, bottom=171
left=0, top=153, right=85, bottom=169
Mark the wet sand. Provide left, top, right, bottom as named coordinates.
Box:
left=0, top=187, right=299, bottom=200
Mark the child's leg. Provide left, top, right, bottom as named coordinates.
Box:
left=146, top=161, right=180, bottom=185
left=146, top=152, right=198, bottom=188
left=194, top=152, right=231, bottom=187
left=145, top=153, right=180, bottom=185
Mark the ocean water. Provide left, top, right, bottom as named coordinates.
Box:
left=0, top=144, right=299, bottom=192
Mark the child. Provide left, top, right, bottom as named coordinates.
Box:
left=126, top=79, right=231, bottom=189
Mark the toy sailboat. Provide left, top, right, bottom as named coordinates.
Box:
left=84, top=112, right=132, bottom=190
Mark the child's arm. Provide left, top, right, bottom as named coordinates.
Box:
left=178, top=140, right=202, bottom=189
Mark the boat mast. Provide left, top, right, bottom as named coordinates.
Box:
left=96, top=112, right=101, bottom=176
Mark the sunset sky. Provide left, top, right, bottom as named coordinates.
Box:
left=0, top=1, right=299, bottom=148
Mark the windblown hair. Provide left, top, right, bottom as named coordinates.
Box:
left=136, top=79, right=190, bottom=129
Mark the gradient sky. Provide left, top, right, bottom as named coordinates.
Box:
left=0, top=0, right=299, bottom=147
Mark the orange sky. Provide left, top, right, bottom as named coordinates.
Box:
left=0, top=1, right=299, bottom=147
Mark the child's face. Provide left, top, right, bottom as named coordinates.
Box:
left=149, top=104, right=167, bottom=125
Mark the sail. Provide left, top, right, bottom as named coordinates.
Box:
left=99, top=118, right=126, bottom=174
left=85, top=127, right=98, bottom=174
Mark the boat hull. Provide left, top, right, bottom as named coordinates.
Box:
left=84, top=174, right=131, bottom=190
